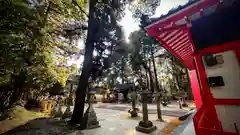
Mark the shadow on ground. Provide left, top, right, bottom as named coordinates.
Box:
left=1, top=118, right=83, bottom=135
left=96, top=105, right=186, bottom=117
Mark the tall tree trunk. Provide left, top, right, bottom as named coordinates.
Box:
left=185, top=68, right=192, bottom=100
left=175, top=75, right=182, bottom=91
left=0, top=98, right=4, bottom=114
left=70, top=0, right=97, bottom=125
left=8, top=70, right=26, bottom=107
left=145, top=68, right=149, bottom=90
left=150, top=47, right=163, bottom=121
left=142, top=61, right=154, bottom=93
left=121, top=57, right=124, bottom=84
left=171, top=56, right=181, bottom=92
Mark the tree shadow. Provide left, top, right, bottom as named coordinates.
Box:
left=1, top=117, right=83, bottom=135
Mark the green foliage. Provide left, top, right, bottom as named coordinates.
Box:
left=85, top=1, right=132, bottom=82
left=129, top=0, right=162, bottom=20
left=70, top=64, right=78, bottom=75
left=127, top=1, right=192, bottom=96
left=129, top=29, right=160, bottom=69
left=128, top=28, right=191, bottom=95
left=0, top=0, right=86, bottom=94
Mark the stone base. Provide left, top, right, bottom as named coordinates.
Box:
left=85, top=121, right=101, bottom=129
left=136, top=125, right=157, bottom=134
left=54, top=105, right=63, bottom=118
left=182, top=103, right=188, bottom=107
left=62, top=105, right=72, bottom=119
left=82, top=105, right=100, bottom=129
left=136, top=120, right=157, bottom=133
left=161, top=101, right=168, bottom=106
left=128, top=109, right=138, bottom=117
left=156, top=119, right=164, bottom=122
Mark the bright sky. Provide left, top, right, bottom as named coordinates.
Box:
left=68, top=0, right=188, bottom=68
left=119, top=0, right=189, bottom=41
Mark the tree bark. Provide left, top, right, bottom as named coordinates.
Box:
left=0, top=98, right=4, bottom=114
left=70, top=0, right=97, bottom=125
left=150, top=48, right=163, bottom=121
left=121, top=57, right=125, bottom=84
left=142, top=61, right=154, bottom=93
left=145, top=69, right=149, bottom=90
left=185, top=68, right=193, bottom=100
left=175, top=75, right=182, bottom=91
left=8, top=70, right=26, bottom=107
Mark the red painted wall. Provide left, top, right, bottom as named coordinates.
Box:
left=189, top=70, right=202, bottom=110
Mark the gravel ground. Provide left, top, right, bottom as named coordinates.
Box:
left=1, top=118, right=83, bottom=135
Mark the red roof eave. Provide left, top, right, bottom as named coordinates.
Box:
left=144, top=0, right=222, bottom=70
left=145, top=0, right=220, bottom=37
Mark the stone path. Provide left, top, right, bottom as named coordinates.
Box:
left=94, top=103, right=188, bottom=117
left=1, top=108, right=175, bottom=135
left=1, top=102, right=194, bottom=135
left=81, top=108, right=174, bottom=135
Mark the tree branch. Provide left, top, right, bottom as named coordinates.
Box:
left=72, top=0, right=89, bottom=18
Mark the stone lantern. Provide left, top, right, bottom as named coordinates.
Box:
left=136, top=91, right=156, bottom=133
left=82, top=90, right=100, bottom=129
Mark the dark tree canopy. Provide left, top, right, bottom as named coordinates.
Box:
left=0, top=0, right=87, bottom=110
